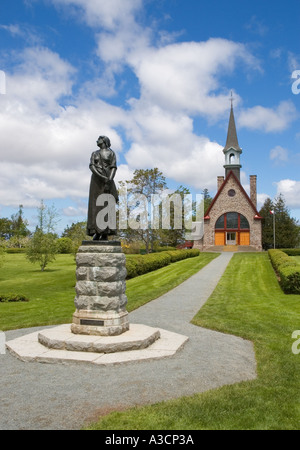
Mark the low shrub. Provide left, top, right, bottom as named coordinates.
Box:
left=5, top=248, right=27, bottom=254
left=279, top=265, right=300, bottom=294
left=56, top=237, right=74, bottom=254
left=268, top=249, right=300, bottom=294
left=125, top=249, right=200, bottom=279
left=155, top=246, right=177, bottom=252
left=0, top=293, right=29, bottom=303
left=280, top=248, right=300, bottom=256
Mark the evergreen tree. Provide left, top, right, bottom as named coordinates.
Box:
left=203, top=189, right=213, bottom=214
left=259, top=194, right=300, bottom=249
left=10, top=205, right=31, bottom=247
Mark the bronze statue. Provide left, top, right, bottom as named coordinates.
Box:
left=87, top=136, right=118, bottom=240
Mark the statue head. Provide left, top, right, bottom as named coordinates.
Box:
left=97, top=135, right=111, bottom=148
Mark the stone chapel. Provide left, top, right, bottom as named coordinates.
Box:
left=195, top=103, right=263, bottom=251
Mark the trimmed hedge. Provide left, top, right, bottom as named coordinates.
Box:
left=280, top=248, right=300, bottom=256
left=0, top=293, right=29, bottom=303
left=125, top=249, right=200, bottom=279
left=268, top=249, right=300, bottom=294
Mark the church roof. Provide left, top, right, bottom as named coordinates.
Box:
left=204, top=170, right=262, bottom=219
left=223, top=104, right=242, bottom=152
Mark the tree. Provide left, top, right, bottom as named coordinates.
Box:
left=203, top=189, right=213, bottom=214
left=26, top=200, right=59, bottom=271
left=10, top=205, right=30, bottom=247
left=120, top=168, right=167, bottom=253
left=259, top=194, right=300, bottom=249
left=61, top=221, right=90, bottom=256
left=0, top=218, right=13, bottom=240
left=159, top=185, right=191, bottom=247
left=26, top=229, right=58, bottom=271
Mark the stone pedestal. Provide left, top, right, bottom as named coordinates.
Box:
left=70, top=241, right=130, bottom=336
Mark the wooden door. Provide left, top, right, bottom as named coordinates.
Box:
left=239, top=231, right=250, bottom=246
left=215, top=231, right=225, bottom=246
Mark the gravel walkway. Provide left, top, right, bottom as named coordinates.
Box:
left=0, top=252, right=256, bottom=430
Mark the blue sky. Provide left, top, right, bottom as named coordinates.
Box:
left=0, top=0, right=300, bottom=234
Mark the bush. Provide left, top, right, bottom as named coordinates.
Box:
left=5, top=248, right=27, bottom=253
left=155, top=246, right=177, bottom=252
left=268, top=249, right=300, bottom=294
left=56, top=237, right=74, bottom=254
left=280, top=248, right=300, bottom=256
left=0, top=293, right=29, bottom=303
left=125, top=249, right=200, bottom=279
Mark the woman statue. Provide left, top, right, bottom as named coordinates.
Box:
left=87, top=135, right=119, bottom=240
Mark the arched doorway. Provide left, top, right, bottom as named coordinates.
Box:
left=214, top=212, right=250, bottom=246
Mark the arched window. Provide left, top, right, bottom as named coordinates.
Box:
left=229, top=153, right=235, bottom=163
left=215, top=213, right=249, bottom=230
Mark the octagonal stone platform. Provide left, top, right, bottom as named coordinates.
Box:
left=6, top=324, right=189, bottom=366
left=38, top=323, right=160, bottom=353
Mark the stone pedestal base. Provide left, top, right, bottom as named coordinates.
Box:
left=71, top=310, right=129, bottom=336
left=71, top=240, right=129, bottom=336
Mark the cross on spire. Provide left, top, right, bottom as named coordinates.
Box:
left=230, top=90, right=234, bottom=108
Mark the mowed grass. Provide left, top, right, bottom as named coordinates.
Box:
left=86, top=253, right=300, bottom=430
left=0, top=252, right=218, bottom=331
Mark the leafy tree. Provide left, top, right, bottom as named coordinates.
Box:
left=120, top=168, right=167, bottom=253
left=0, top=218, right=13, bottom=239
left=159, top=185, right=191, bottom=247
left=61, top=221, right=90, bottom=256
left=26, top=229, right=58, bottom=271
left=259, top=194, right=300, bottom=249
left=26, top=200, right=59, bottom=271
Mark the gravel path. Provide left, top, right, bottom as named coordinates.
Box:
left=0, top=252, right=256, bottom=430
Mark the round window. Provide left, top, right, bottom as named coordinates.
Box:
left=228, top=189, right=236, bottom=197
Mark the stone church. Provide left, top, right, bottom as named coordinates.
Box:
left=195, top=103, right=262, bottom=251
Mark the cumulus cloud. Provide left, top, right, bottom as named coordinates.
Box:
left=239, top=100, right=298, bottom=132
left=270, top=145, right=289, bottom=164
left=275, top=179, right=300, bottom=209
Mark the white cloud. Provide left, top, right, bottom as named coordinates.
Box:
left=275, top=179, right=300, bottom=209
left=239, top=100, right=298, bottom=132
left=128, top=38, right=258, bottom=119
left=270, top=145, right=289, bottom=164
left=51, top=0, right=143, bottom=30
left=257, top=193, right=270, bottom=210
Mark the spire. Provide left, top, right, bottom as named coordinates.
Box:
left=224, top=99, right=241, bottom=152
left=223, top=94, right=242, bottom=180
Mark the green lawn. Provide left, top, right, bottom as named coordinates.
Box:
left=86, top=252, right=300, bottom=430
left=0, top=252, right=218, bottom=331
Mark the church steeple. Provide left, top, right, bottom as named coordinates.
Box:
left=223, top=98, right=242, bottom=180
